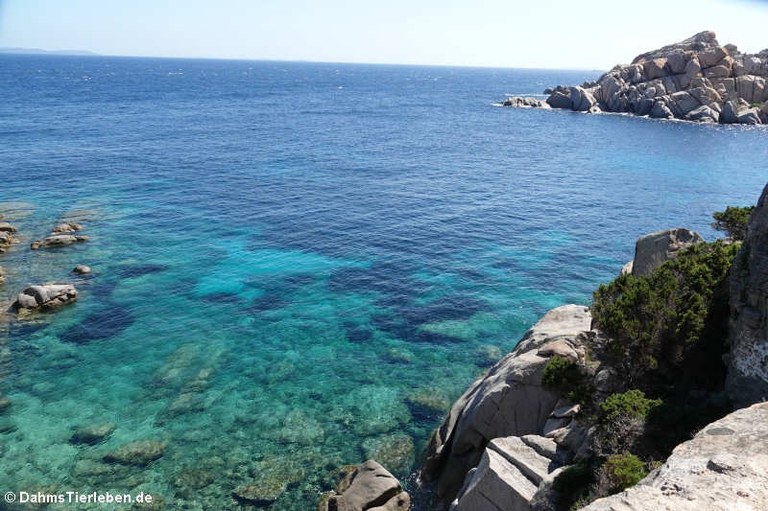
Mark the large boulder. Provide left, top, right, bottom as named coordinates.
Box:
left=579, top=402, right=768, bottom=511
left=319, top=460, right=410, bottom=511
left=727, top=183, right=768, bottom=407
left=631, top=228, right=704, bottom=277
left=14, top=284, right=78, bottom=311
left=421, top=305, right=591, bottom=503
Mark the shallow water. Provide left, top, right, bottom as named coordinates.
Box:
left=0, top=55, right=766, bottom=510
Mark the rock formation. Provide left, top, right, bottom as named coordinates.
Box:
left=727, top=183, right=768, bottom=407
left=579, top=401, right=768, bottom=511
left=319, top=460, right=411, bottom=511
left=31, top=221, right=89, bottom=249
left=630, top=228, right=704, bottom=277
left=421, top=304, right=592, bottom=505
left=506, top=31, right=768, bottom=125
left=14, top=284, right=78, bottom=311
left=0, top=221, right=18, bottom=254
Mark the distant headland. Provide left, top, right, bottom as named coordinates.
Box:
left=0, top=47, right=99, bottom=56
left=504, top=31, right=768, bottom=125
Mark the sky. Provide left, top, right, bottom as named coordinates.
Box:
left=0, top=0, right=767, bottom=69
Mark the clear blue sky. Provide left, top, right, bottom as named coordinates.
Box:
left=0, top=0, right=766, bottom=69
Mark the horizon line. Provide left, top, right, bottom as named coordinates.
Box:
left=0, top=46, right=606, bottom=73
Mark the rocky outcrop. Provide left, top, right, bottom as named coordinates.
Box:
left=73, top=264, right=92, bottom=275
left=14, top=284, right=78, bottom=311
left=579, top=401, right=768, bottom=511
left=0, top=221, right=18, bottom=254
left=727, top=183, right=768, bottom=407
left=319, top=460, right=411, bottom=511
left=631, top=228, right=704, bottom=277
left=31, top=220, right=89, bottom=249
left=31, top=234, right=89, bottom=250
left=507, top=31, right=768, bottom=125
left=421, top=304, right=592, bottom=504
left=503, top=97, right=549, bottom=108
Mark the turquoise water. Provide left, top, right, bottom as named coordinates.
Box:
left=0, top=55, right=767, bottom=510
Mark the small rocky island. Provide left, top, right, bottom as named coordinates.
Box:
left=505, top=31, right=768, bottom=125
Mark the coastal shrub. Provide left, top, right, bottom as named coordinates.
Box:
left=599, top=390, right=661, bottom=422
left=593, top=390, right=662, bottom=456
left=596, top=453, right=648, bottom=495
left=591, top=241, right=739, bottom=388
left=712, top=205, right=754, bottom=241
left=541, top=355, right=592, bottom=405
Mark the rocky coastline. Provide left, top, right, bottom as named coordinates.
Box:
left=414, top=183, right=768, bottom=511
left=504, top=31, right=768, bottom=125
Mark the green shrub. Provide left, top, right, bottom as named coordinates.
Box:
left=712, top=206, right=754, bottom=241
left=600, top=390, right=661, bottom=422
left=541, top=355, right=592, bottom=405
left=591, top=241, right=739, bottom=387
left=598, top=453, right=648, bottom=494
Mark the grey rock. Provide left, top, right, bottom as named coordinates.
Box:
left=721, top=100, right=741, bottom=123
left=546, top=91, right=572, bottom=109
left=649, top=100, right=673, bottom=119
left=727, top=183, right=768, bottom=407
left=737, top=108, right=762, bottom=125
left=450, top=448, right=537, bottom=511
left=503, top=97, right=549, bottom=108
left=422, top=305, right=591, bottom=502
left=15, top=284, right=78, bottom=311
left=685, top=104, right=719, bottom=123
left=51, top=222, right=83, bottom=234
left=320, top=460, right=410, bottom=511
left=569, top=87, right=597, bottom=112
left=488, top=436, right=554, bottom=485
left=579, top=402, right=768, bottom=511
left=631, top=228, right=704, bottom=277
left=30, top=234, right=89, bottom=250
left=73, top=264, right=92, bottom=275
left=0, top=222, right=17, bottom=233
left=102, top=439, right=166, bottom=466
left=70, top=422, right=116, bottom=445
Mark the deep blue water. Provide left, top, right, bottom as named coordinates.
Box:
left=0, top=55, right=766, bottom=510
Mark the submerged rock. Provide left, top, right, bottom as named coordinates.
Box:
left=362, top=434, right=415, bottom=475
left=319, top=460, right=410, bottom=511
left=70, top=422, right=116, bottom=445
left=103, top=439, right=166, bottom=467
left=0, top=265, right=4, bottom=285
left=580, top=402, right=768, bottom=511
left=14, top=284, right=78, bottom=311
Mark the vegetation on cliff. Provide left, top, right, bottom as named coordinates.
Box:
left=550, top=207, right=747, bottom=510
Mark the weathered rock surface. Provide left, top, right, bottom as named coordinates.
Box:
left=0, top=222, right=18, bottom=254
left=102, top=439, right=166, bottom=467
left=507, top=31, right=768, bottom=124
left=52, top=222, right=83, bottom=234
left=422, top=304, right=591, bottom=503
left=728, top=183, right=768, bottom=407
left=0, top=265, right=4, bottom=285
left=31, top=234, right=89, bottom=250
left=319, top=460, right=410, bottom=511
left=14, top=284, right=78, bottom=311
left=631, top=228, right=704, bottom=277
left=579, top=402, right=768, bottom=511
left=503, top=97, right=550, bottom=108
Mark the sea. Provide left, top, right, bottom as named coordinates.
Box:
left=0, top=55, right=766, bottom=510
